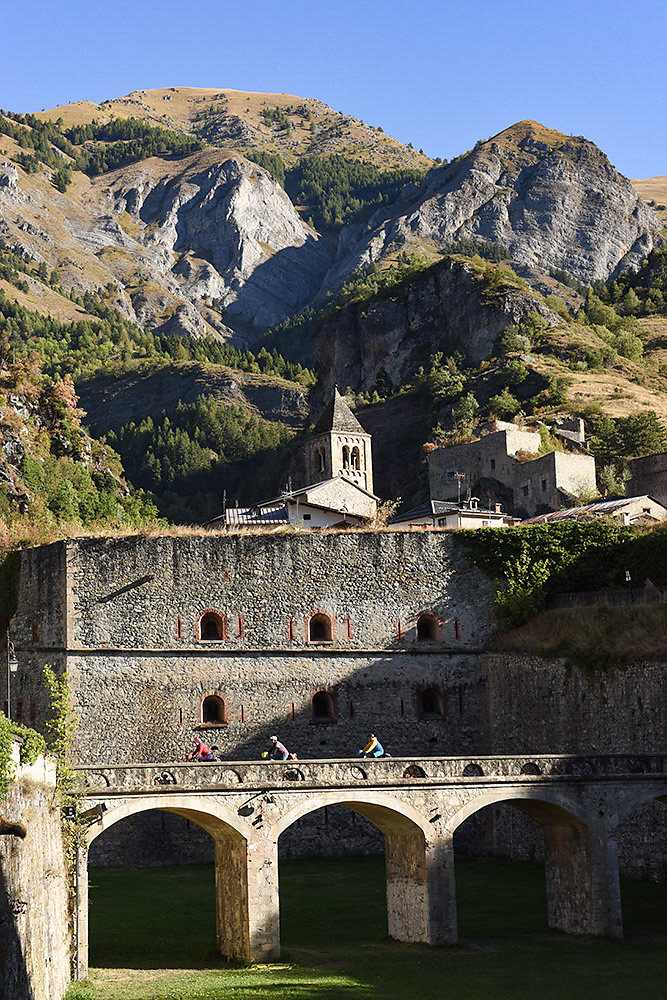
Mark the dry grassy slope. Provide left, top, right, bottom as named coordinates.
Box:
left=0, top=276, right=99, bottom=323
left=35, top=86, right=433, bottom=170
left=631, top=176, right=667, bottom=222
left=531, top=317, right=667, bottom=424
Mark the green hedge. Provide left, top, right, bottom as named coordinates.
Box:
left=0, top=713, right=47, bottom=801
left=457, top=522, right=667, bottom=628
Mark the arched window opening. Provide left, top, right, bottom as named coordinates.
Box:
left=351, top=446, right=360, bottom=470
left=318, top=449, right=325, bottom=472
left=202, top=695, right=226, bottom=725
left=309, top=612, right=332, bottom=642
left=420, top=687, right=444, bottom=717
left=200, top=611, right=224, bottom=640
left=312, top=690, right=335, bottom=720
left=342, top=445, right=350, bottom=468
left=417, top=613, right=439, bottom=641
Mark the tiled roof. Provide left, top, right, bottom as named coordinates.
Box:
left=521, top=496, right=662, bottom=524
left=224, top=506, right=288, bottom=525
left=389, top=500, right=458, bottom=523
left=389, top=499, right=508, bottom=524
left=311, top=388, right=367, bottom=435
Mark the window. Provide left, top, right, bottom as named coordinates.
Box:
left=521, top=484, right=530, bottom=497
left=351, top=446, right=360, bottom=470
left=318, top=449, right=325, bottom=472
left=417, top=612, right=439, bottom=641
left=541, top=479, right=548, bottom=492
left=490, top=459, right=496, bottom=470
left=199, top=611, right=225, bottom=640
left=342, top=445, right=350, bottom=468
left=309, top=612, right=332, bottom=642
left=201, top=695, right=226, bottom=725
left=312, top=690, right=335, bottom=720
left=420, top=687, right=444, bottom=717
left=303, top=513, right=312, bottom=521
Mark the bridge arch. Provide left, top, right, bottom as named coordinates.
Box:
left=607, top=784, right=666, bottom=931
left=612, top=783, right=667, bottom=828
left=445, top=785, right=590, bottom=835
left=444, top=785, right=613, bottom=940
left=79, top=794, right=256, bottom=978
left=86, top=793, right=252, bottom=846
left=270, top=788, right=431, bottom=841
left=271, top=789, right=435, bottom=948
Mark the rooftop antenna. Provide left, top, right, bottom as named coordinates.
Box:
left=453, top=471, right=466, bottom=506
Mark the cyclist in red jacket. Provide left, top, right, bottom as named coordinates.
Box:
left=188, top=737, right=214, bottom=761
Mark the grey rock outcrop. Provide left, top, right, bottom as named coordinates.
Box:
left=327, top=122, right=663, bottom=289
left=102, top=152, right=332, bottom=330
left=314, top=256, right=561, bottom=394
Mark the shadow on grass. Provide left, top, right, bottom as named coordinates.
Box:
left=87, top=856, right=667, bottom=1000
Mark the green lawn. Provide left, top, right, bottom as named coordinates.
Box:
left=68, top=856, right=667, bottom=1000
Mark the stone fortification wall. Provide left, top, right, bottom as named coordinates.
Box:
left=428, top=429, right=596, bottom=516
left=64, top=532, right=493, bottom=651
left=484, top=654, right=665, bottom=754
left=479, top=654, right=666, bottom=882
left=12, top=532, right=495, bottom=764
left=627, top=451, right=667, bottom=506
left=0, top=748, right=70, bottom=1000
left=67, top=649, right=488, bottom=764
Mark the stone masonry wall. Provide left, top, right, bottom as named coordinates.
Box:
left=11, top=532, right=495, bottom=762
left=480, top=654, right=666, bottom=881
left=484, top=654, right=665, bottom=754
left=64, top=532, right=494, bottom=651
left=0, top=750, right=70, bottom=1000
left=9, top=534, right=665, bottom=882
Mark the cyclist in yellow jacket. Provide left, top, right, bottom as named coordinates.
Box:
left=358, top=733, right=389, bottom=758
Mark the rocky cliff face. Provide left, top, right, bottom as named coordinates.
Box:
left=327, top=122, right=663, bottom=288
left=77, top=363, right=309, bottom=434
left=314, top=256, right=562, bottom=394
left=100, top=151, right=332, bottom=331
left=1, top=112, right=662, bottom=357
left=0, top=149, right=332, bottom=342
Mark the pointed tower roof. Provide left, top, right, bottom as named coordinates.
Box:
left=312, top=387, right=368, bottom=435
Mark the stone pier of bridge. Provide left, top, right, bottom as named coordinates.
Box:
left=74, top=754, right=666, bottom=976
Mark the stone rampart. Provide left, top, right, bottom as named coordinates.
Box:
left=0, top=744, right=70, bottom=1000
left=10, top=532, right=495, bottom=766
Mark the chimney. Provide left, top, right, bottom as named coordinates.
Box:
left=494, top=503, right=502, bottom=514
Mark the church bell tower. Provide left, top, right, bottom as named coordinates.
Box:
left=305, top=387, right=373, bottom=493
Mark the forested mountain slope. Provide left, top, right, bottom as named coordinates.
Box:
left=0, top=88, right=665, bottom=531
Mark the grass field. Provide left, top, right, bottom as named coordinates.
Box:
left=68, top=856, right=667, bottom=1000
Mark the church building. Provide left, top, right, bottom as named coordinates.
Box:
left=218, top=388, right=378, bottom=530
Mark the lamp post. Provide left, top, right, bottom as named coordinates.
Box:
left=6, top=629, right=18, bottom=720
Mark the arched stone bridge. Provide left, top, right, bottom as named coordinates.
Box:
left=74, top=754, right=666, bottom=976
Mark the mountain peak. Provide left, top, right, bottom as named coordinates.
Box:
left=35, top=86, right=432, bottom=171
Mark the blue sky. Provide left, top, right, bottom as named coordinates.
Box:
left=2, top=0, right=666, bottom=178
